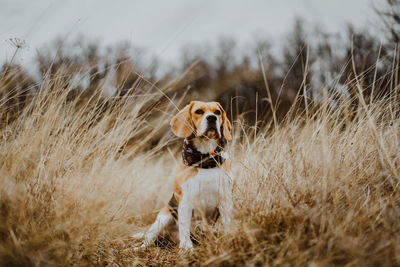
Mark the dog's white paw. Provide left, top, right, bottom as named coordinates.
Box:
left=179, top=240, right=194, bottom=251
left=133, top=243, right=147, bottom=252
left=131, top=232, right=145, bottom=239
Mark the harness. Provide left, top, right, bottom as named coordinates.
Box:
left=181, top=141, right=226, bottom=169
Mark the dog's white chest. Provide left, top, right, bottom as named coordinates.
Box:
left=180, top=168, right=232, bottom=212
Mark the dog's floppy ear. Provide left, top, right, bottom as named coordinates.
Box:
left=217, top=103, right=232, bottom=141
left=170, top=102, right=194, bottom=138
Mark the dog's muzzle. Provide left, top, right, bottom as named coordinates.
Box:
left=206, top=114, right=217, bottom=123
left=205, top=115, right=218, bottom=132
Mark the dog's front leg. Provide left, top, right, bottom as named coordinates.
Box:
left=219, top=175, right=233, bottom=234
left=133, top=207, right=174, bottom=251
left=178, top=194, right=194, bottom=250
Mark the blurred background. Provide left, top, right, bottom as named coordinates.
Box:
left=1, top=0, right=399, bottom=132
left=0, top=0, right=378, bottom=67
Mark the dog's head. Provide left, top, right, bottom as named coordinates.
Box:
left=170, top=101, right=232, bottom=141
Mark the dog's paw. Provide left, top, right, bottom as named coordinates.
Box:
left=133, top=243, right=147, bottom=252
left=131, top=232, right=145, bottom=239
left=179, top=240, right=194, bottom=251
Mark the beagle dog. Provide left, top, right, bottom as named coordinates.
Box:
left=132, top=101, right=233, bottom=250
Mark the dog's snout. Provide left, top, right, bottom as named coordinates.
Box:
left=206, top=115, right=217, bottom=123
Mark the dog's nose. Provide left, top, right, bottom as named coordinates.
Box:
left=206, top=115, right=217, bottom=123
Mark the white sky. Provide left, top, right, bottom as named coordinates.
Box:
left=0, top=0, right=382, bottom=68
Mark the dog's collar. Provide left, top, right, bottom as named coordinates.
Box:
left=182, top=140, right=226, bottom=169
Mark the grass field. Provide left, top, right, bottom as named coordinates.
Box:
left=0, top=55, right=399, bottom=266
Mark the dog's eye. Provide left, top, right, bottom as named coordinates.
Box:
left=214, top=110, right=221, bottom=115
left=195, top=109, right=204, bottom=115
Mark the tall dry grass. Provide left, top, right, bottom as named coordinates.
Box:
left=0, top=56, right=399, bottom=267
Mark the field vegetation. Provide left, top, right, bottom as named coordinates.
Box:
left=1, top=1, right=400, bottom=265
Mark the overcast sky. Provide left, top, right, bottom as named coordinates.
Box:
left=0, top=0, right=382, bottom=67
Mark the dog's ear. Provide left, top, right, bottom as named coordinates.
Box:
left=217, top=103, right=232, bottom=141
left=170, top=102, right=194, bottom=138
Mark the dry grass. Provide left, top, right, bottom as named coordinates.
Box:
left=0, top=62, right=399, bottom=267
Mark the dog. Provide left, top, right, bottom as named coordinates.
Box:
left=132, top=101, right=233, bottom=250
